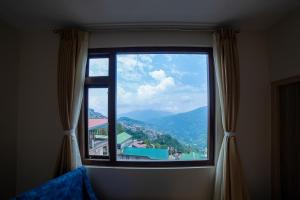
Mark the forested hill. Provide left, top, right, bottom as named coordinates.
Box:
left=118, top=107, right=208, bottom=149
left=118, top=110, right=172, bottom=122
left=150, top=107, right=208, bottom=148
left=88, top=108, right=106, bottom=119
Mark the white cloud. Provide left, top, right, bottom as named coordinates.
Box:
left=115, top=54, right=209, bottom=114
left=139, top=54, right=154, bottom=63
left=137, top=70, right=175, bottom=99
left=148, top=85, right=207, bottom=113
left=117, top=54, right=154, bottom=81
left=169, top=68, right=187, bottom=80
left=88, top=88, right=108, bottom=116
left=117, top=86, right=133, bottom=103
left=118, top=54, right=153, bottom=70
left=149, top=69, right=166, bottom=81
left=89, top=58, right=109, bottom=76
left=137, top=85, right=157, bottom=97
left=156, top=77, right=175, bottom=90
left=117, top=81, right=207, bottom=114
left=118, top=55, right=139, bottom=68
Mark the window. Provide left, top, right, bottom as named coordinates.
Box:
left=83, top=47, right=215, bottom=167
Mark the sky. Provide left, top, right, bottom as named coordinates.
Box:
left=89, top=58, right=109, bottom=76
left=89, top=53, right=208, bottom=116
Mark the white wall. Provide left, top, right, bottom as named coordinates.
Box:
left=88, top=166, right=214, bottom=200
left=0, top=21, right=19, bottom=199
left=15, top=30, right=271, bottom=200
left=16, top=31, right=62, bottom=193
left=269, top=8, right=300, bottom=81
left=89, top=30, right=212, bottom=48
left=237, top=32, right=271, bottom=200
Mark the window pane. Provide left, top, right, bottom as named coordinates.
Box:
left=89, top=58, right=109, bottom=76
left=88, top=88, right=109, bottom=157
left=116, top=54, right=208, bottom=161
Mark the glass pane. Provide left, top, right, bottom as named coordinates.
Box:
left=88, top=88, right=109, bottom=157
left=89, top=58, right=109, bottom=76
left=116, top=54, right=208, bottom=161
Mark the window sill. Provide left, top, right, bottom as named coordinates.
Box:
left=84, top=164, right=215, bottom=170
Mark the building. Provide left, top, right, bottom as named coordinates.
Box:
left=88, top=118, right=108, bottom=156
left=121, top=147, right=169, bottom=161
left=89, top=140, right=108, bottom=156
left=88, top=118, right=108, bottom=135
left=117, top=132, right=133, bottom=150
left=132, top=140, right=147, bottom=148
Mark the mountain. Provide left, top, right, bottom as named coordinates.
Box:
left=118, top=110, right=172, bottom=122
left=151, top=107, right=208, bottom=149
left=118, top=117, right=148, bottom=126
left=117, top=117, right=160, bottom=140
left=118, top=107, right=208, bottom=149
left=117, top=117, right=156, bottom=134
left=117, top=117, right=191, bottom=153
left=88, top=108, right=106, bottom=119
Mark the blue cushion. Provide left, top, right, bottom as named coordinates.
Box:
left=13, top=167, right=97, bottom=200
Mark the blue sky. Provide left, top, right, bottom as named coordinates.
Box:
left=89, top=58, right=109, bottom=76
left=89, top=53, right=208, bottom=116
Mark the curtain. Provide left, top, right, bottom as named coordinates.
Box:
left=213, top=28, right=248, bottom=200
left=55, top=29, right=89, bottom=176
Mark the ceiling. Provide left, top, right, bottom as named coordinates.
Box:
left=0, top=0, right=299, bottom=30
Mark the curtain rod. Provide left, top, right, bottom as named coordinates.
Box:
left=54, top=23, right=239, bottom=33
left=84, top=23, right=216, bottom=32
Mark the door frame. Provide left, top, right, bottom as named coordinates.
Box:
left=271, top=75, right=300, bottom=200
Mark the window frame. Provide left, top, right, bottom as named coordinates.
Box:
left=82, top=47, right=215, bottom=167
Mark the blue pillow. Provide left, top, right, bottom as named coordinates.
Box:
left=13, top=167, right=97, bottom=200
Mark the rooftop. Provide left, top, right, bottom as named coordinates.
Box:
left=94, top=135, right=108, bottom=140
left=117, top=132, right=132, bottom=144
left=88, top=118, right=108, bottom=130
left=123, top=147, right=169, bottom=160
left=180, top=152, right=205, bottom=161
left=132, top=141, right=147, bottom=148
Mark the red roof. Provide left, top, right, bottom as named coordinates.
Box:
left=88, top=118, right=108, bottom=129
left=132, top=141, right=147, bottom=148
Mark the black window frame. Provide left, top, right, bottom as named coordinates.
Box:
left=82, top=47, right=215, bottom=167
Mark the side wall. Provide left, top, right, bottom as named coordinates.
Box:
left=16, top=31, right=62, bottom=193
left=269, top=8, right=300, bottom=81
left=0, top=21, right=19, bottom=199
left=15, top=30, right=271, bottom=200
left=237, top=32, right=271, bottom=200
left=268, top=7, right=300, bottom=198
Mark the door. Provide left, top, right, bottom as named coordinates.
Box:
left=278, top=81, right=300, bottom=200
left=272, top=78, right=300, bottom=200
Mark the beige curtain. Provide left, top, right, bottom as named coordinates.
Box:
left=213, top=28, right=248, bottom=200
left=55, top=29, right=89, bottom=176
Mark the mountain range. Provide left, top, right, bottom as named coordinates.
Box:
left=118, top=110, right=172, bottom=122
left=89, top=107, right=208, bottom=149
left=118, top=107, right=208, bottom=149
left=88, top=108, right=106, bottom=119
